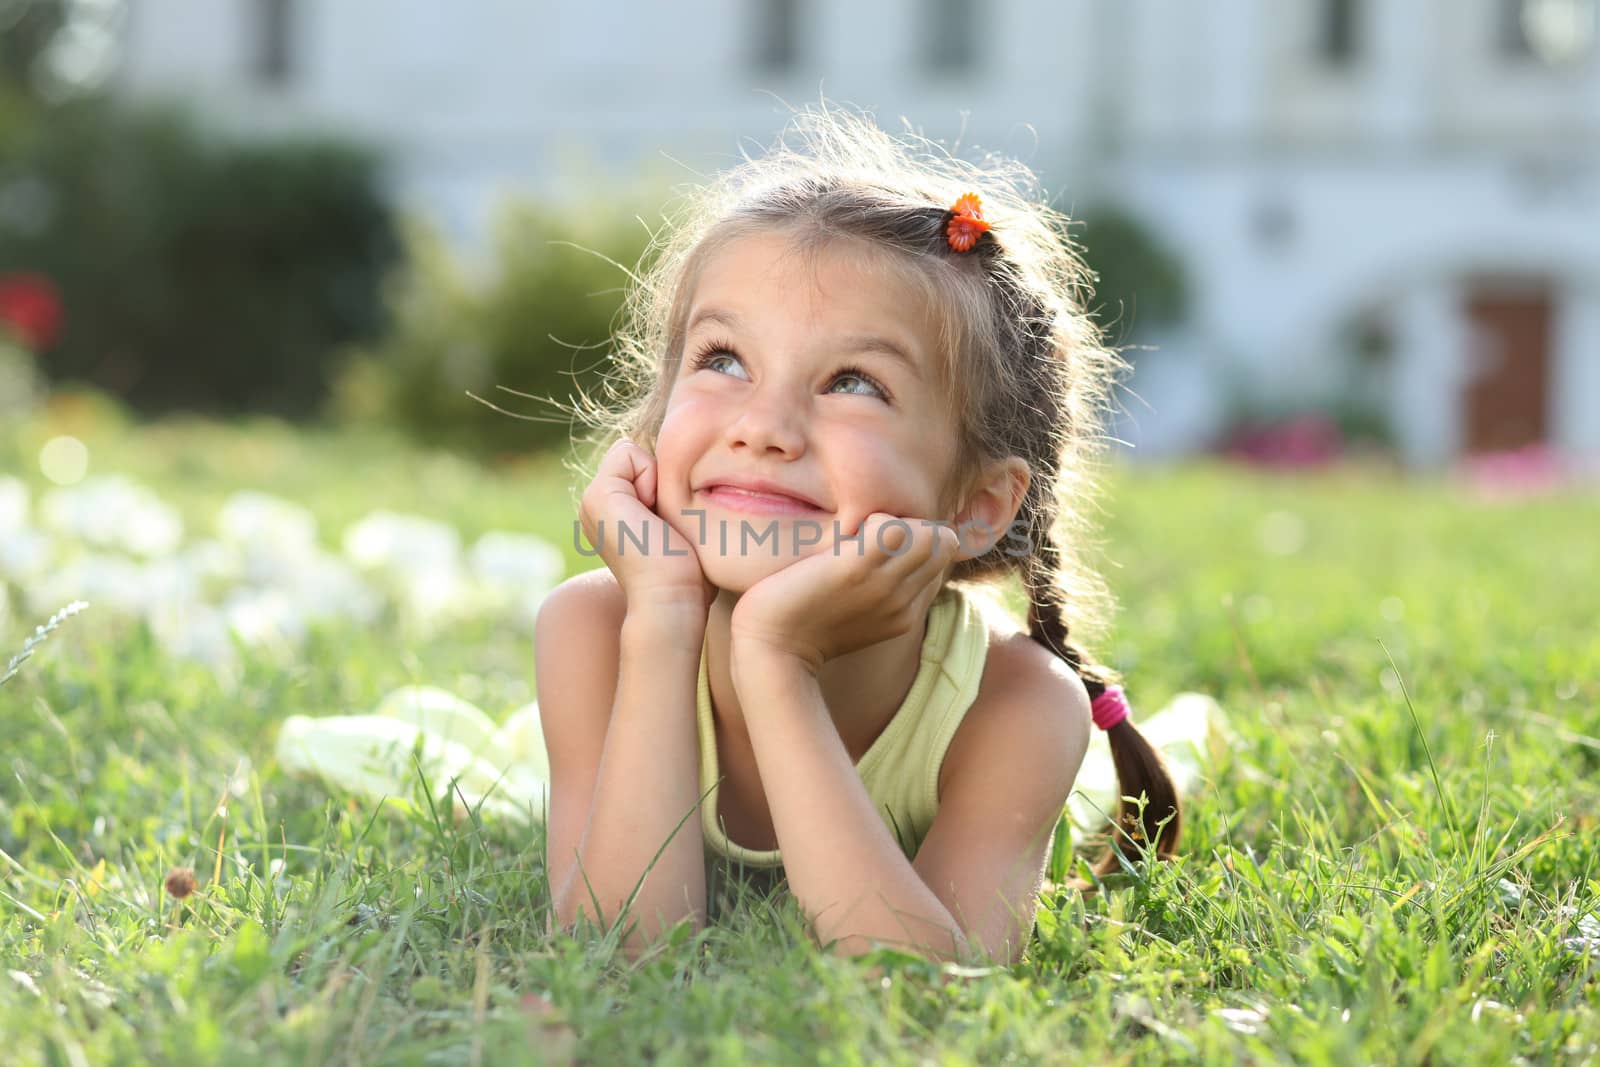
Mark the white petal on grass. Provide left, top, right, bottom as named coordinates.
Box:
left=0, top=476, right=28, bottom=530
left=0, top=527, right=53, bottom=582
left=7, top=970, right=40, bottom=997
left=174, top=539, right=244, bottom=596
left=343, top=511, right=462, bottom=574
left=275, top=712, right=547, bottom=823
left=222, top=588, right=308, bottom=651
left=469, top=530, right=563, bottom=589
left=395, top=565, right=486, bottom=635
left=1067, top=691, right=1226, bottom=833
left=494, top=701, right=550, bottom=781
left=24, top=553, right=153, bottom=616
left=469, top=530, right=564, bottom=629
left=39, top=475, right=182, bottom=557
left=274, top=550, right=383, bottom=626
left=1213, top=1007, right=1268, bottom=1035
left=144, top=599, right=240, bottom=673
left=218, top=490, right=319, bottom=562
left=375, top=685, right=499, bottom=753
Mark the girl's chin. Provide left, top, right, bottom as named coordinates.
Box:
left=699, top=550, right=813, bottom=593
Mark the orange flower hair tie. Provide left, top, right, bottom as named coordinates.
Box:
left=945, top=192, right=991, bottom=252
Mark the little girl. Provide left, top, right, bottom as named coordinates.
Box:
left=535, top=105, right=1180, bottom=965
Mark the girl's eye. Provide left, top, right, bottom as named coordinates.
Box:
left=828, top=367, right=888, bottom=400
left=688, top=342, right=890, bottom=402
left=689, top=346, right=750, bottom=380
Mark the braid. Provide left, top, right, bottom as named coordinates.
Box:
left=1025, top=533, right=1108, bottom=697
left=1025, top=531, right=1181, bottom=876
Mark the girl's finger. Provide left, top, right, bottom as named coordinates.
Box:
left=906, top=522, right=957, bottom=586
left=634, top=450, right=658, bottom=510
left=864, top=513, right=917, bottom=561
left=598, top=440, right=657, bottom=506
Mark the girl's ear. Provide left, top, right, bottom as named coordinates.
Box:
left=952, top=456, right=1030, bottom=560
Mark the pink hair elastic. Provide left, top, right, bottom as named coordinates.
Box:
left=1091, top=685, right=1131, bottom=731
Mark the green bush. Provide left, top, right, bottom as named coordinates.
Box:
left=341, top=195, right=657, bottom=457
left=1076, top=204, right=1189, bottom=341
left=0, top=90, right=399, bottom=416
left=346, top=193, right=1187, bottom=459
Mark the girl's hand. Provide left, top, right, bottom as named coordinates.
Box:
left=728, top=513, right=962, bottom=680
left=578, top=439, right=714, bottom=613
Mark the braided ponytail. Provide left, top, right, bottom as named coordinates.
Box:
left=1025, top=535, right=1180, bottom=875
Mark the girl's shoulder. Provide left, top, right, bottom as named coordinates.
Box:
left=538, top=567, right=628, bottom=634
left=935, top=602, right=1093, bottom=800
left=532, top=568, right=628, bottom=710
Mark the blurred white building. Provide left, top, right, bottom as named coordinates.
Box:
left=109, top=0, right=1600, bottom=467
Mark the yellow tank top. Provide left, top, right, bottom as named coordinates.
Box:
left=696, top=583, right=991, bottom=870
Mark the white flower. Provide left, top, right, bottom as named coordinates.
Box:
left=375, top=685, right=499, bottom=751
left=222, top=587, right=307, bottom=651
left=217, top=490, right=319, bottom=557
left=275, top=550, right=384, bottom=627
left=144, top=599, right=240, bottom=673
left=0, top=476, right=28, bottom=531
left=395, top=564, right=486, bottom=636
left=469, top=531, right=564, bottom=629
left=172, top=539, right=243, bottom=598
left=24, top=552, right=154, bottom=616
left=469, top=531, right=563, bottom=591
left=342, top=511, right=461, bottom=575
left=39, top=475, right=183, bottom=558
left=276, top=700, right=549, bottom=824
left=0, top=527, right=52, bottom=583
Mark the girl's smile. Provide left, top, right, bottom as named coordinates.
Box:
left=698, top=483, right=828, bottom=517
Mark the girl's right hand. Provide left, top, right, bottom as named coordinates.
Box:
left=578, top=439, right=714, bottom=613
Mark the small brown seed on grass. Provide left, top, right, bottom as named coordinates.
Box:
left=164, top=867, right=197, bottom=899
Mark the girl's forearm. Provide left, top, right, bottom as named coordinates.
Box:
left=735, top=652, right=970, bottom=961
left=551, top=613, right=707, bottom=950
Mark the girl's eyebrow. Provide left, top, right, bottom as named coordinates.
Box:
left=687, top=305, right=922, bottom=379
left=835, top=334, right=923, bottom=380
left=686, top=306, right=739, bottom=333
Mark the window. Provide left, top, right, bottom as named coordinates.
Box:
left=922, top=0, right=978, bottom=74
left=1500, top=0, right=1598, bottom=65
left=1317, top=0, right=1360, bottom=66
left=753, top=0, right=800, bottom=72
left=1501, top=0, right=1537, bottom=57
left=253, top=0, right=293, bottom=87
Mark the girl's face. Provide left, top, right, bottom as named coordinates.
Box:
left=654, top=230, right=964, bottom=593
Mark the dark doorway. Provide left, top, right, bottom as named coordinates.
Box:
left=1462, top=285, right=1553, bottom=454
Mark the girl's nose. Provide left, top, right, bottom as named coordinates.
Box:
left=724, top=390, right=807, bottom=458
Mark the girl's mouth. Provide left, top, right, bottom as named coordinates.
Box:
left=699, top=485, right=826, bottom=516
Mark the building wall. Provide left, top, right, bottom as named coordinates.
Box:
left=114, top=0, right=1600, bottom=466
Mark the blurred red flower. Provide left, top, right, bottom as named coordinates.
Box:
left=0, top=272, right=63, bottom=351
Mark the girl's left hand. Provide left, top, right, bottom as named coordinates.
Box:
left=728, top=513, right=963, bottom=682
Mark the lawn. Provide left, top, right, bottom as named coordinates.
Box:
left=3, top=399, right=1598, bottom=1065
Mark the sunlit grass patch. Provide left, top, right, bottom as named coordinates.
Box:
left=2, top=409, right=1598, bottom=1064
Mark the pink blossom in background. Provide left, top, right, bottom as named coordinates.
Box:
left=1217, top=414, right=1345, bottom=469
left=1460, top=442, right=1570, bottom=500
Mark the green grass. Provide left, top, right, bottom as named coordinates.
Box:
left=3, top=402, right=1598, bottom=1065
